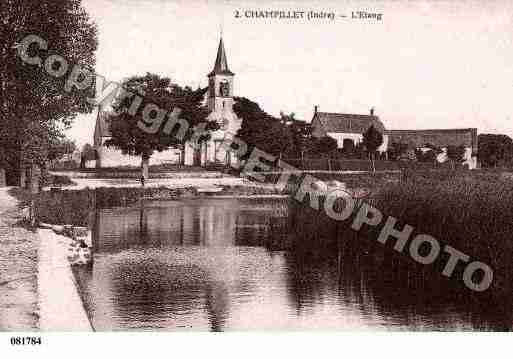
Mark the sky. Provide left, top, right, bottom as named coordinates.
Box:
left=66, top=0, right=513, bottom=147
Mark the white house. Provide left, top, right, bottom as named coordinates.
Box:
left=311, top=106, right=478, bottom=168
left=311, top=107, right=388, bottom=153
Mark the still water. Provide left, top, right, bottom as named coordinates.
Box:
left=73, top=198, right=511, bottom=331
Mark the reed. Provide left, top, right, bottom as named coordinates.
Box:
left=373, top=170, right=513, bottom=292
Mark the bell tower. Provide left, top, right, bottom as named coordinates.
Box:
left=190, top=34, right=242, bottom=167
left=206, top=36, right=239, bottom=131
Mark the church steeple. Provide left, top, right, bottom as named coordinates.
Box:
left=208, top=37, right=234, bottom=76
left=204, top=31, right=242, bottom=167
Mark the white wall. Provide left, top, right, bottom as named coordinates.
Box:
left=97, top=138, right=181, bottom=168
left=326, top=132, right=389, bottom=153
left=435, top=147, right=477, bottom=169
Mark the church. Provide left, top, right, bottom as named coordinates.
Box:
left=93, top=36, right=242, bottom=168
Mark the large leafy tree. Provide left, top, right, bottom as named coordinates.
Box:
left=478, top=134, right=513, bottom=168
left=362, top=125, right=384, bottom=172
left=307, top=136, right=338, bottom=157
left=105, top=73, right=211, bottom=179
left=279, top=112, right=316, bottom=158
left=234, top=97, right=341, bottom=168
left=0, top=0, right=97, bottom=185
left=234, top=97, right=290, bottom=159
left=235, top=98, right=328, bottom=161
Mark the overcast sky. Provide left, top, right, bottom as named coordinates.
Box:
left=67, top=0, right=513, bottom=147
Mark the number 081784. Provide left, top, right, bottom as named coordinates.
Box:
left=10, top=337, right=42, bottom=345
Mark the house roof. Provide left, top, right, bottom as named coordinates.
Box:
left=312, top=112, right=386, bottom=134
left=385, top=128, right=478, bottom=154
left=208, top=37, right=234, bottom=77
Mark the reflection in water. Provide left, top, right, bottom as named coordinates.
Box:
left=72, top=198, right=513, bottom=331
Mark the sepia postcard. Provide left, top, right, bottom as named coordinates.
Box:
left=1, top=0, right=513, bottom=356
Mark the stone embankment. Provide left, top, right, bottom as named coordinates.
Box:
left=0, top=188, right=38, bottom=330
left=38, top=227, right=92, bottom=331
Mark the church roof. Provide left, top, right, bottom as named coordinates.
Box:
left=312, top=112, right=386, bottom=134
left=208, top=37, right=234, bottom=76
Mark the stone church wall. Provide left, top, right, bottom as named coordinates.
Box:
left=96, top=139, right=181, bottom=168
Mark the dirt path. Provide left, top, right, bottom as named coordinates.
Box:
left=0, top=188, right=39, bottom=330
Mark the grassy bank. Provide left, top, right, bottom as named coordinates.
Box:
left=34, top=185, right=285, bottom=226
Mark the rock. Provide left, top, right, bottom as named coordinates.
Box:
left=52, top=225, right=65, bottom=234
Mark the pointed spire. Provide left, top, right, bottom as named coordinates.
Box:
left=209, top=36, right=234, bottom=76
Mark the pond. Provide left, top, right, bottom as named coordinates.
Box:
left=72, top=198, right=512, bottom=331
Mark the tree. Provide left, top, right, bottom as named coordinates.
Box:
left=388, top=142, right=409, bottom=161
left=234, top=98, right=338, bottom=167
left=279, top=112, right=320, bottom=159
left=1, top=0, right=98, bottom=185
left=415, top=143, right=443, bottom=163
left=307, top=136, right=338, bottom=157
left=478, top=134, right=513, bottom=168
left=48, top=137, right=76, bottom=162
left=286, top=116, right=313, bottom=159
left=105, top=73, right=211, bottom=180
left=80, top=143, right=96, bottom=168
left=446, top=145, right=466, bottom=168
left=234, top=97, right=292, bottom=160
left=362, top=125, right=383, bottom=172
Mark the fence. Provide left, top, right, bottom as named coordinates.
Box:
left=279, top=158, right=465, bottom=172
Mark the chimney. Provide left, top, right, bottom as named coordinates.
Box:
left=370, top=107, right=375, bottom=116
left=314, top=105, right=318, bottom=114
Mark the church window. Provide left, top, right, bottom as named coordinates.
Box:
left=220, top=81, right=229, bottom=97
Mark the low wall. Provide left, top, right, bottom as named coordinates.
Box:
left=50, top=167, right=229, bottom=179
left=38, top=229, right=92, bottom=331
left=280, top=158, right=466, bottom=171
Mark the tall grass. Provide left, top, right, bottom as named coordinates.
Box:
left=374, top=170, right=513, bottom=293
